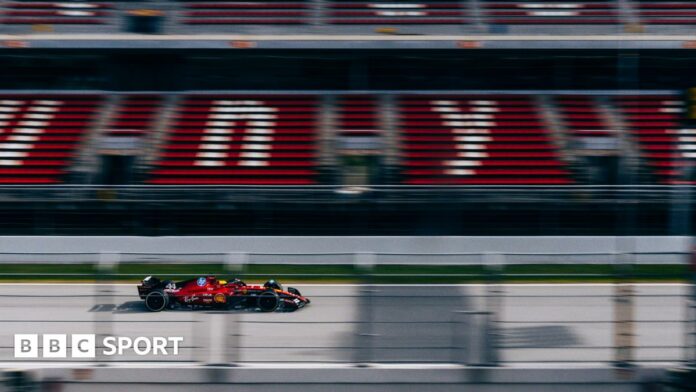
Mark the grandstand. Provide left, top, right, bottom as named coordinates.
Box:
left=0, top=94, right=104, bottom=184
left=151, top=94, right=319, bottom=185
left=0, top=91, right=693, bottom=186
left=0, top=0, right=691, bottom=236
left=2, top=0, right=696, bottom=33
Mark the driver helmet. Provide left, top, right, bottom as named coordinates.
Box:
left=264, top=279, right=283, bottom=291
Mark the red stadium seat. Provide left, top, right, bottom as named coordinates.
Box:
left=556, top=95, right=615, bottom=137
left=106, top=95, right=163, bottom=138
left=336, top=96, right=382, bottom=137
left=614, top=94, right=696, bottom=183
left=0, top=94, right=104, bottom=184
left=397, top=94, right=574, bottom=185
left=181, top=1, right=311, bottom=24
left=636, top=1, right=696, bottom=24
left=481, top=1, right=620, bottom=25
left=0, top=2, right=113, bottom=24
left=327, top=0, right=467, bottom=24
left=149, top=95, right=319, bottom=185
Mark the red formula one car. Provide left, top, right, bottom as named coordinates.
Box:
left=137, top=275, right=310, bottom=312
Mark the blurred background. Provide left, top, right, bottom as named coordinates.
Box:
left=0, top=0, right=695, bottom=391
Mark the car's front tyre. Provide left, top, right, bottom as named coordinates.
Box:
left=257, top=290, right=279, bottom=312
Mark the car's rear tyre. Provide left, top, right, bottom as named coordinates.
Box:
left=257, top=290, right=279, bottom=312
left=144, top=289, right=169, bottom=312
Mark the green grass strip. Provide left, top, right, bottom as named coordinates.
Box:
left=0, top=263, right=689, bottom=283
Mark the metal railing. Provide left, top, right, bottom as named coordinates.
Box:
left=0, top=185, right=691, bottom=204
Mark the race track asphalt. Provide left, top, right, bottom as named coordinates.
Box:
left=0, top=283, right=688, bottom=365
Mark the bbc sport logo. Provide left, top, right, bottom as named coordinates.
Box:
left=14, top=334, right=184, bottom=358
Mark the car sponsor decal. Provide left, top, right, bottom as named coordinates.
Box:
left=213, top=293, right=227, bottom=304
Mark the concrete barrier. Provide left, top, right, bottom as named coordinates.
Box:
left=0, top=236, right=689, bottom=264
